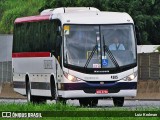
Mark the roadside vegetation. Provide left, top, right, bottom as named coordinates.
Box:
left=156, top=46, right=160, bottom=52
left=0, top=102, right=159, bottom=120
left=0, top=0, right=45, bottom=33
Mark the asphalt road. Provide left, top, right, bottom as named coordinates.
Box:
left=0, top=99, right=160, bottom=108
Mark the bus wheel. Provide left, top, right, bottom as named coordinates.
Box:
left=26, top=80, right=33, bottom=102
left=88, top=99, right=98, bottom=107
left=79, top=98, right=89, bottom=107
left=26, top=81, right=46, bottom=104
left=113, top=97, right=124, bottom=107
left=50, top=76, right=57, bottom=99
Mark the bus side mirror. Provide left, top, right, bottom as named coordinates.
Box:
left=135, top=26, right=141, bottom=45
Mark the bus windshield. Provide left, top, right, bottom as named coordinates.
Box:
left=63, top=24, right=136, bottom=70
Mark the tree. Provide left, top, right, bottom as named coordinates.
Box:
left=39, top=0, right=160, bottom=45
left=156, top=46, right=160, bottom=52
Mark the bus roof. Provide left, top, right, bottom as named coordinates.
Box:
left=14, top=15, right=50, bottom=24
left=53, top=11, right=134, bottom=24
left=40, top=7, right=100, bottom=15
left=14, top=7, right=134, bottom=24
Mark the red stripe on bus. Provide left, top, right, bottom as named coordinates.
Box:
left=12, top=52, right=50, bottom=58
left=15, top=15, right=50, bottom=24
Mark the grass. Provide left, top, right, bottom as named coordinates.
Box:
left=0, top=102, right=159, bottom=120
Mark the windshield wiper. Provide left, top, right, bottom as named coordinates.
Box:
left=84, top=44, right=98, bottom=68
left=103, top=35, right=120, bottom=68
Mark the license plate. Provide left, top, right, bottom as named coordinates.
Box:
left=96, top=89, right=108, bottom=94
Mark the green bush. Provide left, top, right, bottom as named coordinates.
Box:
left=156, top=46, right=160, bottom=52
left=0, top=0, right=45, bottom=33
left=0, top=8, right=23, bottom=33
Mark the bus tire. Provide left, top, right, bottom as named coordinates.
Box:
left=50, top=76, right=57, bottom=99
left=50, top=76, right=66, bottom=104
left=113, top=97, right=124, bottom=107
left=26, top=80, right=34, bottom=103
left=88, top=99, right=98, bottom=107
left=26, top=78, right=46, bottom=104
left=79, top=98, right=89, bottom=107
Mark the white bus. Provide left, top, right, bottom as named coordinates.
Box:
left=12, top=7, right=137, bottom=107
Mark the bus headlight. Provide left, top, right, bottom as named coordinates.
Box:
left=123, top=71, right=137, bottom=81
left=64, top=72, right=81, bottom=82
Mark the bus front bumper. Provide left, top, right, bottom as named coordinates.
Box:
left=58, top=81, right=137, bottom=98
left=58, top=89, right=137, bottom=98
